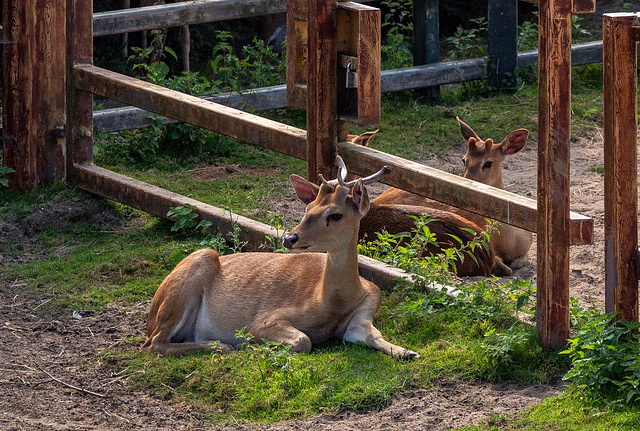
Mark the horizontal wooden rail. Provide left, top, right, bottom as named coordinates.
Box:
left=93, top=0, right=287, bottom=37
left=94, top=85, right=288, bottom=133
left=70, top=163, right=437, bottom=291
left=93, top=0, right=376, bottom=37
left=93, top=41, right=608, bottom=134
left=74, top=64, right=306, bottom=159
left=337, top=141, right=593, bottom=245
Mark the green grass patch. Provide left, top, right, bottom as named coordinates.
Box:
left=511, top=394, right=640, bottom=431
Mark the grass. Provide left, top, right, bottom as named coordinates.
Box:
left=460, top=394, right=640, bottom=431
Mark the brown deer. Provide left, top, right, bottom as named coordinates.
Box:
left=361, top=118, right=532, bottom=274
left=142, top=158, right=419, bottom=360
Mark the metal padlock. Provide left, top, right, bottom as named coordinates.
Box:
left=345, top=61, right=359, bottom=89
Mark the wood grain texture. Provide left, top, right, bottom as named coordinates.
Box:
left=338, top=141, right=593, bottom=245
left=306, top=0, right=338, bottom=181
left=603, top=13, right=640, bottom=322
left=66, top=0, right=94, bottom=172
left=74, top=65, right=307, bottom=160
left=571, top=0, right=595, bottom=14
left=94, top=85, right=288, bottom=133
left=536, top=0, right=572, bottom=349
left=93, top=0, right=287, bottom=36
left=286, top=0, right=307, bottom=109
left=336, top=2, right=381, bottom=125
left=3, top=0, right=66, bottom=189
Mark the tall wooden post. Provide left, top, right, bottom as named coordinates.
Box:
left=488, top=0, right=518, bottom=91
left=536, top=0, right=594, bottom=349
left=413, top=0, right=439, bottom=100
left=306, top=0, right=338, bottom=182
left=2, top=0, right=66, bottom=190
left=603, top=13, right=640, bottom=322
left=66, top=0, right=94, bottom=177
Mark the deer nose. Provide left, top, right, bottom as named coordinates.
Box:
left=283, top=234, right=298, bottom=249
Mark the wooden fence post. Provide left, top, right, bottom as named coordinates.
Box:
left=603, top=13, right=640, bottom=322
left=536, top=0, right=573, bottom=349
left=536, top=0, right=595, bottom=349
left=66, top=0, right=94, bottom=176
left=487, top=0, right=518, bottom=91
left=306, top=0, right=338, bottom=182
left=2, top=0, right=66, bottom=190
left=413, top=0, right=439, bottom=100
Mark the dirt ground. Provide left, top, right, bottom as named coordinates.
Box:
left=1, top=124, right=612, bottom=430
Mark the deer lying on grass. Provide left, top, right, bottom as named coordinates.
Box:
left=358, top=118, right=532, bottom=275
left=143, top=158, right=418, bottom=360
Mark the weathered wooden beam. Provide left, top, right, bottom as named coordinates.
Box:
left=488, top=0, right=518, bottom=91
left=93, top=85, right=288, bottom=133
left=381, top=58, right=486, bottom=93
left=306, top=0, right=338, bottom=181
left=74, top=65, right=307, bottom=160
left=571, top=0, right=595, bottom=14
left=93, top=0, right=287, bottom=37
left=336, top=1, right=381, bottom=125
left=337, top=141, right=593, bottom=245
left=412, top=0, right=440, bottom=99
left=518, top=40, right=604, bottom=68
left=536, top=0, right=573, bottom=350
left=93, top=0, right=378, bottom=37
left=66, top=0, right=94, bottom=174
left=603, top=13, right=640, bottom=322
left=3, top=0, right=66, bottom=190
left=70, top=163, right=426, bottom=291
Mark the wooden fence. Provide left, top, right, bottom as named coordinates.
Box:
left=603, top=12, right=640, bottom=322
left=4, top=0, right=600, bottom=349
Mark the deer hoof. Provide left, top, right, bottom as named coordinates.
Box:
left=400, top=349, right=420, bottom=360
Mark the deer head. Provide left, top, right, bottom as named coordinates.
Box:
left=458, top=117, right=528, bottom=188
left=284, top=156, right=390, bottom=253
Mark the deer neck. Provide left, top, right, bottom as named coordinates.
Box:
left=321, top=233, right=363, bottom=303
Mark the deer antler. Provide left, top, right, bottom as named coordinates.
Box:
left=322, top=155, right=390, bottom=188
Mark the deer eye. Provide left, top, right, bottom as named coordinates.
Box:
left=482, top=161, right=493, bottom=170
left=326, top=213, right=343, bottom=226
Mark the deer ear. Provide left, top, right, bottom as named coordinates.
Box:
left=350, top=130, right=379, bottom=147
left=457, top=117, right=480, bottom=142
left=351, top=179, right=370, bottom=217
left=290, top=175, right=319, bottom=205
left=501, top=129, right=528, bottom=155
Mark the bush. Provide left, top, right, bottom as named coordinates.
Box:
left=562, top=313, right=640, bottom=407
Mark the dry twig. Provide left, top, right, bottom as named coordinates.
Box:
left=39, top=368, right=106, bottom=398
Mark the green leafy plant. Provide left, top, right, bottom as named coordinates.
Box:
left=359, top=214, right=498, bottom=282
left=380, top=0, right=414, bottom=69
left=167, top=204, right=212, bottom=234
left=210, top=31, right=285, bottom=93
left=518, top=14, right=539, bottom=51
left=444, top=17, right=488, bottom=61
left=561, top=314, right=640, bottom=407
left=482, top=325, right=537, bottom=370
left=0, top=166, right=15, bottom=188
left=235, top=327, right=301, bottom=384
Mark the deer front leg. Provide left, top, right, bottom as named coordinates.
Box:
left=342, top=312, right=419, bottom=360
